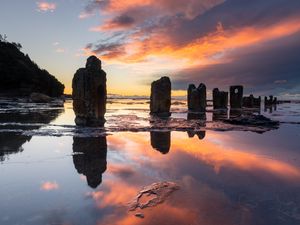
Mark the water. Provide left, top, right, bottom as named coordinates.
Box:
left=0, top=98, right=300, bottom=225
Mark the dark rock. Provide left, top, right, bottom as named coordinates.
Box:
left=150, top=77, right=171, bottom=117
left=243, top=94, right=261, bottom=108
left=224, top=114, right=279, bottom=127
left=0, top=41, right=64, bottom=97
left=72, top=136, right=107, bottom=189
left=213, top=88, right=228, bottom=109
left=265, top=95, right=278, bottom=106
left=150, top=131, right=170, bottom=154
left=30, top=92, right=52, bottom=103
left=72, top=56, right=107, bottom=126
left=230, top=85, right=243, bottom=109
left=187, top=83, right=206, bottom=112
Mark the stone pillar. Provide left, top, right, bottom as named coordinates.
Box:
left=72, top=136, right=107, bottom=188
left=213, top=88, right=228, bottom=109
left=150, top=76, right=171, bottom=117
left=242, top=94, right=261, bottom=108
left=72, top=56, right=107, bottom=126
left=187, top=83, right=206, bottom=112
left=230, top=85, right=243, bottom=109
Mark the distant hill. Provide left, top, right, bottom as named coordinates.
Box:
left=0, top=40, right=64, bottom=97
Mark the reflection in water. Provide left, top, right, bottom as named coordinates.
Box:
left=187, top=130, right=206, bottom=140
left=264, top=105, right=277, bottom=113
left=72, top=136, right=107, bottom=188
left=0, top=108, right=63, bottom=161
left=150, top=131, right=171, bottom=154
left=0, top=133, right=31, bottom=161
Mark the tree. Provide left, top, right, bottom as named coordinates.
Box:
left=0, top=34, right=7, bottom=42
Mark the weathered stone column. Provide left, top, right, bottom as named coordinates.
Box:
left=242, top=94, right=261, bottom=108
left=72, top=56, right=107, bottom=126
left=187, top=83, right=206, bottom=112
left=230, top=85, right=243, bottom=109
left=213, top=88, right=228, bottom=109
left=150, top=76, right=171, bottom=117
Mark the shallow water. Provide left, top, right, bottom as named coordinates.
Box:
left=0, top=98, right=300, bottom=225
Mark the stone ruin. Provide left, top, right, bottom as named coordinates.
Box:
left=230, top=85, right=243, bottom=109
left=213, top=88, right=228, bottom=109
left=187, top=83, right=206, bottom=112
left=72, top=56, right=107, bottom=126
left=243, top=94, right=261, bottom=108
left=265, top=96, right=277, bottom=106
left=150, top=76, right=171, bottom=117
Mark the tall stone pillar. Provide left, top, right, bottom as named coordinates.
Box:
left=150, top=76, right=171, bottom=117
left=230, top=85, right=243, bottom=109
left=72, top=56, right=107, bottom=126
left=187, top=83, right=206, bottom=112
left=213, top=88, right=228, bottom=109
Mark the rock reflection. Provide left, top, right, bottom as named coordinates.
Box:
left=187, top=130, right=206, bottom=140
left=150, top=131, right=171, bottom=154
left=0, top=106, right=63, bottom=161
left=72, top=136, right=107, bottom=188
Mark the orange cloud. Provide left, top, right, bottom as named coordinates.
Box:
left=40, top=181, right=59, bottom=191
left=37, top=1, right=56, bottom=12
left=86, top=17, right=300, bottom=68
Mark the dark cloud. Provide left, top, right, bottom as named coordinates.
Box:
left=172, top=31, right=300, bottom=96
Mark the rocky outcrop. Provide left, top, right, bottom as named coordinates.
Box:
left=213, top=88, right=228, bottom=109
left=150, top=77, right=171, bottom=117
left=30, top=92, right=52, bottom=103
left=230, top=85, right=243, bottom=109
left=72, top=137, right=107, bottom=189
left=243, top=94, right=261, bottom=108
left=72, top=56, right=107, bottom=126
left=187, top=83, right=206, bottom=112
left=0, top=41, right=64, bottom=97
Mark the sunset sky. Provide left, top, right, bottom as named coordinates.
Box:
left=1, top=0, right=300, bottom=97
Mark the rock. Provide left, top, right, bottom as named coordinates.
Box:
left=213, top=88, right=228, bottom=109
left=135, top=213, right=145, bottom=219
left=243, top=94, right=261, bottom=108
left=72, top=56, right=107, bottom=126
left=129, top=181, right=180, bottom=211
left=150, top=131, right=171, bottom=154
left=30, top=92, right=52, bottom=103
left=0, top=41, right=64, bottom=97
left=150, top=77, right=171, bottom=117
left=72, top=137, right=107, bottom=189
left=230, top=85, right=243, bottom=109
left=187, top=83, right=206, bottom=112
left=224, top=114, right=279, bottom=127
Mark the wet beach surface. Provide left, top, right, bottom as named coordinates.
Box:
left=0, top=98, right=300, bottom=225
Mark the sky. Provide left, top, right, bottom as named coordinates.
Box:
left=0, top=0, right=300, bottom=98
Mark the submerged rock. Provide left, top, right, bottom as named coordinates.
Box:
left=72, top=56, right=107, bottom=126
left=230, top=85, right=243, bottom=109
left=224, top=114, right=279, bottom=127
left=129, top=181, right=180, bottom=211
left=187, top=83, right=206, bottom=112
left=213, top=88, right=228, bottom=109
left=150, top=77, right=171, bottom=117
left=30, top=92, right=52, bottom=103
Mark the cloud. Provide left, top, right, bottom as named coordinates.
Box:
left=81, top=0, right=300, bottom=95
left=40, top=181, right=59, bottom=191
left=55, top=48, right=66, bottom=53
left=37, top=1, right=57, bottom=12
